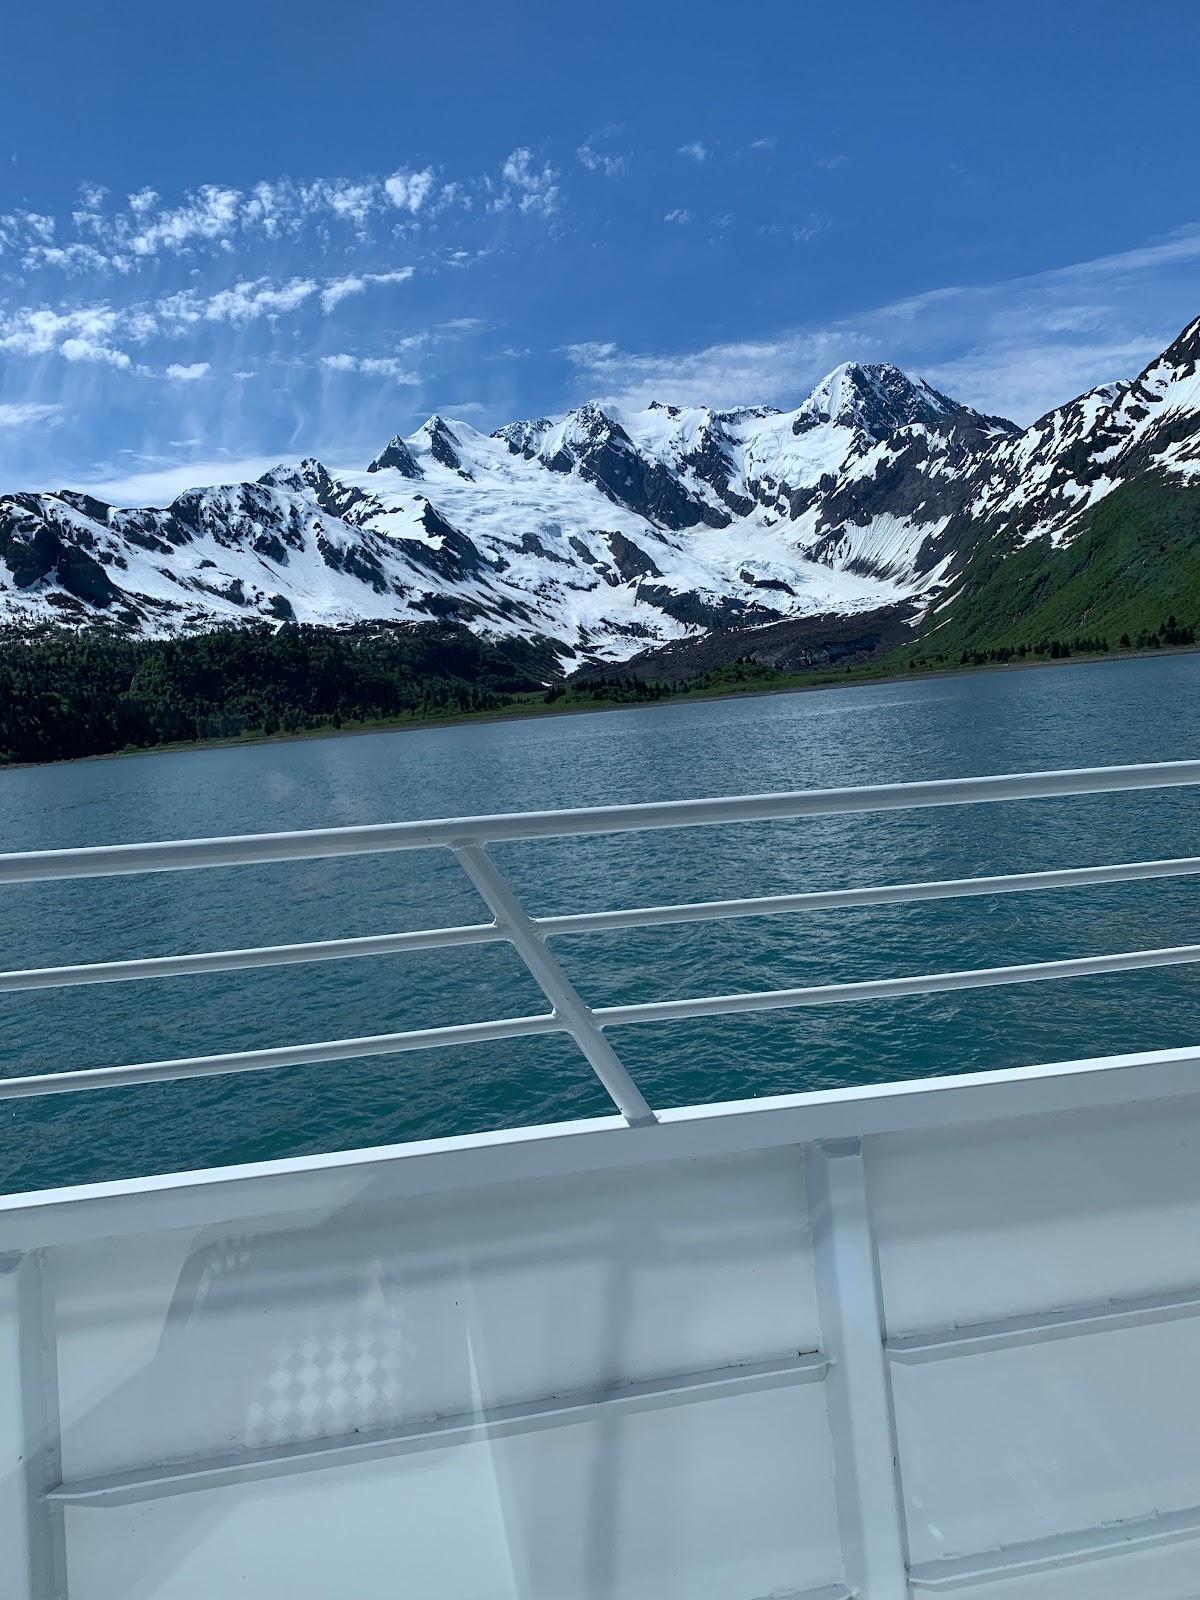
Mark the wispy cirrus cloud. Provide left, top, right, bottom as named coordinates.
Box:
left=757, top=213, right=829, bottom=245
left=80, top=455, right=291, bottom=506
left=678, top=141, right=708, bottom=162
left=62, top=336, right=132, bottom=368
left=562, top=328, right=866, bottom=412
left=0, top=267, right=414, bottom=370
left=0, top=145, right=564, bottom=487
left=562, top=226, right=1200, bottom=422
left=116, top=184, right=243, bottom=258
left=0, top=401, right=62, bottom=429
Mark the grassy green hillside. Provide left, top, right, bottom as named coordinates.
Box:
left=897, top=479, right=1200, bottom=661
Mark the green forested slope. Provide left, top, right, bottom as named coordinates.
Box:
left=899, top=479, right=1200, bottom=659
left=0, top=624, right=560, bottom=764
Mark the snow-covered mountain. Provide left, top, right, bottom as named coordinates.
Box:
left=955, top=315, right=1200, bottom=545
left=2, top=321, right=1198, bottom=663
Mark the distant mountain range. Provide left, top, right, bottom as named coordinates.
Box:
left=2, top=315, right=1197, bottom=673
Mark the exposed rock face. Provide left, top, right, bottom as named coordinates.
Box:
left=366, top=436, right=423, bottom=477
left=536, top=401, right=728, bottom=530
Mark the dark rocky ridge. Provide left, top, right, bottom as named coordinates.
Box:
left=581, top=604, right=919, bottom=681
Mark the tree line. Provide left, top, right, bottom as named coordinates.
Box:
left=0, top=623, right=549, bottom=765
left=901, top=617, right=1198, bottom=671
left=2, top=615, right=1197, bottom=768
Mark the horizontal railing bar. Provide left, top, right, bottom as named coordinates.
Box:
left=596, top=943, right=1200, bottom=1028
left=46, top=1352, right=828, bottom=1505
left=0, top=1013, right=562, bottom=1101
left=0, top=922, right=504, bottom=994
left=536, top=855, right=1200, bottom=937
left=887, top=1284, right=1200, bottom=1364
left=8, top=857, right=1198, bottom=996
left=2, top=760, right=1199, bottom=882
left=908, top=1502, right=1200, bottom=1590
left=2, top=857, right=1195, bottom=997
left=7, top=945, right=1200, bottom=1102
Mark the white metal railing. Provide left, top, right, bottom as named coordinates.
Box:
left=2, top=759, right=1200, bottom=1126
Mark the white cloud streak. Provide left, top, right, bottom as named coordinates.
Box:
left=60, top=336, right=131, bottom=368
left=320, top=353, right=420, bottom=383
left=80, top=456, right=290, bottom=506
left=319, top=267, right=414, bottom=313
left=159, top=276, right=320, bottom=327
left=0, top=401, right=62, bottom=430
left=0, top=266, right=416, bottom=370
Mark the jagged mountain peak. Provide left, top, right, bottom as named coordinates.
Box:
left=794, top=361, right=962, bottom=438
left=555, top=399, right=624, bottom=442
left=252, top=456, right=371, bottom=522
left=538, top=402, right=630, bottom=464
left=367, top=434, right=423, bottom=477
left=492, top=416, right=555, bottom=459
left=258, top=457, right=333, bottom=495
left=409, top=413, right=475, bottom=474
left=416, top=412, right=474, bottom=444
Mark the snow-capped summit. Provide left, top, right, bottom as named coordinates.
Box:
left=528, top=401, right=727, bottom=530
left=793, top=362, right=951, bottom=437
left=492, top=416, right=554, bottom=459
left=410, top=414, right=473, bottom=475
left=2, top=319, right=1198, bottom=660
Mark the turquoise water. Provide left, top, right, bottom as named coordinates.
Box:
left=4, top=653, right=1200, bottom=1194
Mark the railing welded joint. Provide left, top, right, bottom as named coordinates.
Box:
left=450, top=843, right=657, bottom=1128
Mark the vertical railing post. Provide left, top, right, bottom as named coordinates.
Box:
left=807, top=1139, right=908, bottom=1599
left=452, top=843, right=657, bottom=1127
left=0, top=1251, right=66, bottom=1600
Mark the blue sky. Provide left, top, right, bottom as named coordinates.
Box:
left=1, top=0, right=1198, bottom=500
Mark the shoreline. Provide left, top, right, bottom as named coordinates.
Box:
left=4, top=642, right=1199, bottom=772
